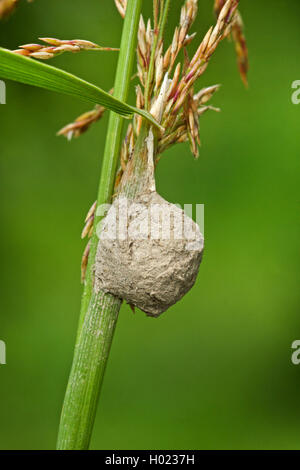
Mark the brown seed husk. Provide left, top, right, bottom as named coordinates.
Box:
left=95, top=190, right=204, bottom=317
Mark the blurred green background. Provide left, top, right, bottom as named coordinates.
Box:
left=0, top=0, right=299, bottom=450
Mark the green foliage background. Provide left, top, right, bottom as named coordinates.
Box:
left=0, top=0, right=299, bottom=450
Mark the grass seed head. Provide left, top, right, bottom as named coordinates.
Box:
left=57, top=104, right=107, bottom=139
left=114, top=0, right=126, bottom=18
left=0, top=0, right=19, bottom=19
left=12, top=38, right=118, bottom=60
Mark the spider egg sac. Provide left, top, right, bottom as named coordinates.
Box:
left=94, top=191, right=204, bottom=317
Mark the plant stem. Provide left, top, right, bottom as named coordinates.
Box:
left=56, top=0, right=142, bottom=450
left=57, top=291, right=121, bottom=450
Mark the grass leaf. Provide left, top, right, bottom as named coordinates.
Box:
left=0, top=47, right=161, bottom=128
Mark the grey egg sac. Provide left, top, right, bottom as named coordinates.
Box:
left=95, top=191, right=204, bottom=317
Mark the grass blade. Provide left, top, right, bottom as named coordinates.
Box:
left=0, top=47, right=161, bottom=127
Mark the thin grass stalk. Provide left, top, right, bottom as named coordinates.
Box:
left=56, top=291, right=121, bottom=450
left=56, top=0, right=142, bottom=450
